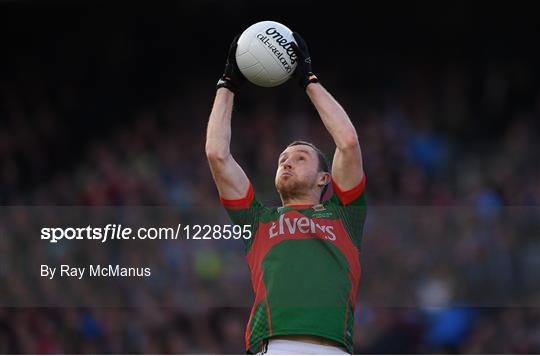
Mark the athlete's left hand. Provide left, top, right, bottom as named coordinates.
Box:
left=290, top=32, right=319, bottom=90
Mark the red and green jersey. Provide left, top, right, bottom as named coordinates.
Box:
left=220, top=176, right=367, bottom=354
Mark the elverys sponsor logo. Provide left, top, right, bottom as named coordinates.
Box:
left=269, top=214, right=336, bottom=240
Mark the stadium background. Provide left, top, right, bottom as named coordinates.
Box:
left=1, top=0, right=540, bottom=353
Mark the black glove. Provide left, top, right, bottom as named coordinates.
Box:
left=216, top=34, right=246, bottom=93
left=291, top=32, right=319, bottom=89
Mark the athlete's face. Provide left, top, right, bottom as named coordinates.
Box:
left=275, top=145, right=324, bottom=196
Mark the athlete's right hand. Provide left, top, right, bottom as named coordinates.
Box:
left=216, top=34, right=246, bottom=94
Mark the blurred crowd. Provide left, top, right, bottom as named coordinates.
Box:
left=2, top=5, right=540, bottom=352
left=1, top=61, right=539, bottom=353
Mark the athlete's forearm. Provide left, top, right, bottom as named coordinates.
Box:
left=306, top=83, right=359, bottom=150
left=206, top=87, right=250, bottom=199
left=206, top=88, right=235, bottom=160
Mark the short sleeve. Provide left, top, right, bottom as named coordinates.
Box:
left=220, top=184, right=264, bottom=252
left=329, top=175, right=367, bottom=206
left=325, top=176, right=368, bottom=249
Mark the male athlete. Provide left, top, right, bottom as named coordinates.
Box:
left=206, top=32, right=367, bottom=354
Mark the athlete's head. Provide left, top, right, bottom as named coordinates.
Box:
left=275, top=141, right=331, bottom=203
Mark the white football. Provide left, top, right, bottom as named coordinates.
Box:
left=235, top=21, right=297, bottom=87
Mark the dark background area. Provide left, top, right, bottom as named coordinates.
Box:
left=1, top=0, right=540, bottom=353
left=2, top=1, right=540, bottom=199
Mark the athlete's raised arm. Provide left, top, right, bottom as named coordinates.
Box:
left=206, top=36, right=250, bottom=200
left=291, top=33, right=364, bottom=191
left=306, top=83, right=364, bottom=190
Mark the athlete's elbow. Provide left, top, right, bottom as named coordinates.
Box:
left=205, top=146, right=230, bottom=162
left=337, top=133, right=359, bottom=151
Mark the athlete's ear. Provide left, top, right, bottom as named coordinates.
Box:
left=318, top=172, right=331, bottom=188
